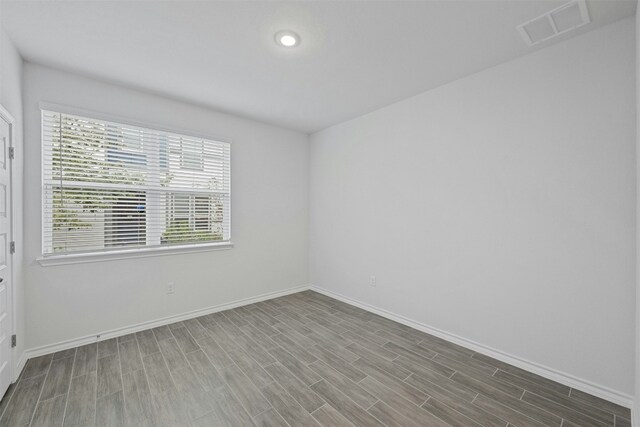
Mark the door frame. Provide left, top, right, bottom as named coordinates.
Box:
left=0, top=104, right=16, bottom=383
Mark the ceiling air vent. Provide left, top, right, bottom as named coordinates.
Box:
left=517, top=0, right=590, bottom=46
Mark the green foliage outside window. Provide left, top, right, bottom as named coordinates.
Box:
left=161, top=221, right=222, bottom=244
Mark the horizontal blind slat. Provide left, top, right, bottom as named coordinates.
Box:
left=42, top=110, right=231, bottom=255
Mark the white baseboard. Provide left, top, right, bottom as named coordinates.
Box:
left=20, top=282, right=634, bottom=411
left=23, top=284, right=310, bottom=361
left=13, top=352, right=26, bottom=382
left=310, top=285, right=634, bottom=409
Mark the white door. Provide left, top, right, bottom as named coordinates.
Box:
left=0, top=110, right=13, bottom=399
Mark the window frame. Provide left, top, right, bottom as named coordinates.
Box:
left=38, top=102, right=233, bottom=266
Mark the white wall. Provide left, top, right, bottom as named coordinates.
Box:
left=23, top=63, right=309, bottom=350
left=0, top=26, right=24, bottom=376
left=310, top=18, right=636, bottom=398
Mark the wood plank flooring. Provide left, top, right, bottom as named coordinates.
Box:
left=0, top=290, right=631, bottom=426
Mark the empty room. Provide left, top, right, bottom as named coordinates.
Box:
left=0, top=0, right=638, bottom=426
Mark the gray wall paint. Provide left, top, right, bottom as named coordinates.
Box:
left=310, top=18, right=636, bottom=396
left=23, top=63, right=309, bottom=350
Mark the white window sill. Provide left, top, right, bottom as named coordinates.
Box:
left=36, top=242, right=234, bottom=266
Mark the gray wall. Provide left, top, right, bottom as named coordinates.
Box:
left=310, top=18, right=636, bottom=397
left=23, top=63, right=310, bottom=350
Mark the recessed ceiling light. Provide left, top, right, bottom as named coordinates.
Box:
left=275, top=31, right=300, bottom=48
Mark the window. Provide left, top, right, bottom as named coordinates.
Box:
left=42, top=109, right=231, bottom=256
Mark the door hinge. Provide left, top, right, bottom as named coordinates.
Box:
left=8, top=147, right=14, bottom=160
left=11, top=335, right=16, bottom=348
left=9, top=241, right=15, bottom=254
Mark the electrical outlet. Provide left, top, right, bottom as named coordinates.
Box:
left=167, top=282, right=175, bottom=294
left=370, top=275, right=377, bottom=287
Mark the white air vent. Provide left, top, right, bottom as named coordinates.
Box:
left=517, top=0, right=590, bottom=46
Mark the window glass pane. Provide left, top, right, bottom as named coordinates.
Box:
left=180, top=138, right=204, bottom=171
left=105, top=192, right=146, bottom=247
left=49, top=187, right=146, bottom=252
left=194, top=196, right=210, bottom=231
left=49, top=114, right=147, bottom=186
left=161, top=193, right=222, bottom=245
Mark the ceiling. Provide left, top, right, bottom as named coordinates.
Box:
left=1, top=0, right=636, bottom=133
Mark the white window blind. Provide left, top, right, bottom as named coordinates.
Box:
left=42, top=109, right=231, bottom=256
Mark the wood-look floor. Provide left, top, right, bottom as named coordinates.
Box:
left=0, top=291, right=631, bottom=427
